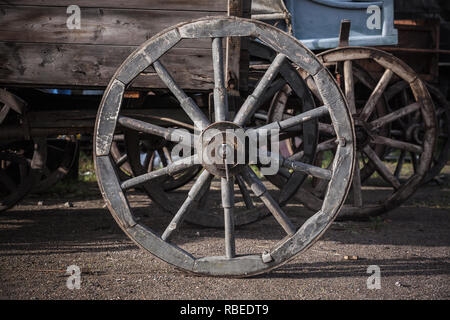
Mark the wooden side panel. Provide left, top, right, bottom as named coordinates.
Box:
left=0, top=5, right=221, bottom=46
left=0, top=1, right=227, bottom=11
left=0, top=43, right=214, bottom=89
left=0, top=3, right=225, bottom=88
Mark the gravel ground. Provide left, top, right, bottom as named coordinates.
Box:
left=0, top=168, right=449, bottom=300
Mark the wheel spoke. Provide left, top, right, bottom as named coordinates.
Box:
left=162, top=146, right=173, bottom=164
left=115, top=154, right=128, bottom=167
left=221, top=177, right=236, bottom=258
left=235, top=174, right=255, bottom=209
left=370, top=102, right=422, bottom=130
left=281, top=156, right=332, bottom=181
left=234, top=53, right=286, bottom=126
left=153, top=60, right=210, bottom=130
left=260, top=78, right=287, bottom=107
left=359, top=69, right=394, bottom=121
left=410, top=152, right=418, bottom=174
left=255, top=105, right=328, bottom=133
left=212, top=37, right=229, bottom=122
left=161, top=170, right=212, bottom=241
left=120, top=155, right=197, bottom=190
left=343, top=60, right=356, bottom=114
left=118, top=116, right=194, bottom=148
left=279, top=61, right=311, bottom=102
left=363, top=145, right=401, bottom=189
left=158, top=149, right=169, bottom=167
left=143, top=151, right=154, bottom=172
left=319, top=122, right=336, bottom=136
left=240, top=166, right=296, bottom=236
left=197, top=179, right=211, bottom=210
left=315, top=138, right=338, bottom=153
left=0, top=170, right=17, bottom=192
left=262, top=149, right=332, bottom=180
left=384, top=80, right=409, bottom=101
left=371, top=135, right=423, bottom=154
left=351, top=152, right=363, bottom=207
left=0, top=105, right=10, bottom=124
left=394, top=150, right=406, bottom=178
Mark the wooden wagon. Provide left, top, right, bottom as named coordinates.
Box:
left=0, top=0, right=445, bottom=276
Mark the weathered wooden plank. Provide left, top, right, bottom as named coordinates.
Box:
left=95, top=155, right=136, bottom=228
left=192, top=255, right=267, bottom=277
left=0, top=43, right=214, bottom=89
left=126, top=223, right=196, bottom=272
left=0, top=5, right=221, bottom=46
left=1, top=1, right=228, bottom=11
left=95, top=79, right=124, bottom=156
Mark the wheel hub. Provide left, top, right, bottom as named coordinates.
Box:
left=353, top=119, right=372, bottom=150
left=198, top=121, right=245, bottom=178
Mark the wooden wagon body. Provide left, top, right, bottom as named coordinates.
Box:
left=0, top=1, right=238, bottom=90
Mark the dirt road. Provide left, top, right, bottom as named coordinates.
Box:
left=0, top=169, right=448, bottom=300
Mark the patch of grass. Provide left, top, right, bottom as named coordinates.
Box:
left=38, top=150, right=100, bottom=198
left=369, top=216, right=385, bottom=231
left=79, top=151, right=97, bottom=182
left=45, top=179, right=96, bottom=198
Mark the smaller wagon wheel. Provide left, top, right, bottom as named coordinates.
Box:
left=0, top=138, right=47, bottom=212
left=123, top=131, right=201, bottom=192
left=94, top=17, right=354, bottom=276
left=423, top=85, right=450, bottom=183
left=383, top=83, right=450, bottom=184
left=248, top=41, right=319, bottom=205
left=33, top=136, right=79, bottom=191
left=295, top=47, right=436, bottom=220
left=267, top=62, right=390, bottom=194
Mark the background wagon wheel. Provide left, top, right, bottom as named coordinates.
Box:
left=0, top=138, right=47, bottom=212
left=267, top=62, right=390, bottom=196
left=94, top=17, right=354, bottom=276
left=33, top=135, right=79, bottom=191
left=295, top=47, right=436, bottom=220
left=248, top=41, right=319, bottom=205
left=383, top=83, right=450, bottom=184
left=123, top=131, right=201, bottom=192
left=423, top=85, right=450, bottom=183
left=0, top=90, right=47, bottom=211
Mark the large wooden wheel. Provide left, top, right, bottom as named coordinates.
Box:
left=94, top=17, right=354, bottom=277
left=294, top=47, right=436, bottom=220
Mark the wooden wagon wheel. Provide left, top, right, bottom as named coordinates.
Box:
left=423, top=85, right=450, bottom=183
left=246, top=41, right=320, bottom=205
left=94, top=17, right=354, bottom=276
left=266, top=62, right=390, bottom=193
left=295, top=47, right=436, bottom=220
left=0, top=90, right=47, bottom=211
left=123, top=131, right=201, bottom=192
left=382, top=83, right=450, bottom=184
left=33, top=136, right=79, bottom=191
left=0, top=138, right=46, bottom=212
